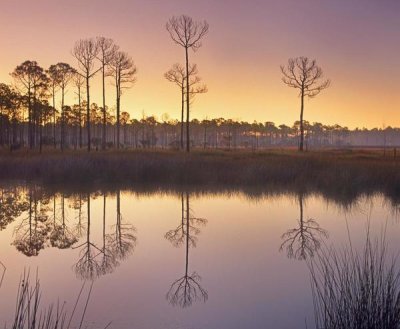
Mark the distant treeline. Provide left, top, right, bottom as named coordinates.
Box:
left=0, top=100, right=398, bottom=150
left=0, top=26, right=394, bottom=152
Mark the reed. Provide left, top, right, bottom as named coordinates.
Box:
left=309, top=232, right=400, bottom=329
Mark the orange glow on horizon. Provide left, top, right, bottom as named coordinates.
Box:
left=0, top=0, right=399, bottom=129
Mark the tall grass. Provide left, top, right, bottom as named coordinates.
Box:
left=309, top=231, right=400, bottom=329
left=0, top=150, right=399, bottom=203
left=5, top=272, right=104, bottom=329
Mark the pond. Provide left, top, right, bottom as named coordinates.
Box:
left=0, top=185, right=399, bottom=328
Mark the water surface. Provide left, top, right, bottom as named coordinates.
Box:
left=0, top=186, right=399, bottom=328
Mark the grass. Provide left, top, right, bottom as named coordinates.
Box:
left=0, top=148, right=400, bottom=203
left=3, top=271, right=106, bottom=329
left=309, top=230, right=400, bottom=329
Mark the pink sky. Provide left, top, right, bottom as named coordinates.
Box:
left=0, top=0, right=399, bottom=128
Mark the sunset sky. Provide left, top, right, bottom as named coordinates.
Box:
left=0, top=0, right=399, bottom=129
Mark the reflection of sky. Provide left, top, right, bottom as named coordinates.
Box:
left=0, top=0, right=399, bottom=128
left=0, top=191, right=398, bottom=328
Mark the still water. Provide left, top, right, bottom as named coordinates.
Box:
left=0, top=186, right=399, bottom=328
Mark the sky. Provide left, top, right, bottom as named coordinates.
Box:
left=0, top=0, right=399, bottom=128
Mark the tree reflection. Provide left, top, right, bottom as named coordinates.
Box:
left=69, top=193, right=86, bottom=239
left=280, top=193, right=328, bottom=260
left=13, top=188, right=51, bottom=257
left=73, top=193, right=102, bottom=280
left=0, top=187, right=29, bottom=231
left=107, top=190, right=136, bottom=261
left=50, top=194, right=78, bottom=249
left=99, top=194, right=118, bottom=275
left=166, top=192, right=208, bottom=308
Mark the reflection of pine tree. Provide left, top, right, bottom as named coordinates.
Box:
left=280, top=194, right=328, bottom=260
left=0, top=187, right=29, bottom=231
left=166, top=192, right=208, bottom=308
left=73, top=194, right=102, bottom=281
left=100, top=194, right=118, bottom=275
left=69, top=193, right=86, bottom=238
left=13, top=189, right=51, bottom=257
left=50, top=194, right=78, bottom=249
left=107, top=190, right=136, bottom=261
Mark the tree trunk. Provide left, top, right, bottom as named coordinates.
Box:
left=102, top=65, right=106, bottom=150
left=299, top=88, right=305, bottom=152
left=185, top=47, right=190, bottom=153
left=181, top=83, right=185, bottom=150
left=52, top=86, right=56, bottom=149
left=86, top=75, right=91, bottom=152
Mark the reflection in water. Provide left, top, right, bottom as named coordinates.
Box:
left=73, top=193, right=103, bottom=280
left=165, top=192, right=208, bottom=308
left=50, top=194, right=78, bottom=249
left=0, top=187, right=136, bottom=280
left=280, top=193, right=328, bottom=260
left=107, top=190, right=137, bottom=261
left=0, top=187, right=29, bottom=231
left=13, top=188, right=51, bottom=257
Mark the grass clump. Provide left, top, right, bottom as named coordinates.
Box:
left=309, top=231, right=400, bottom=329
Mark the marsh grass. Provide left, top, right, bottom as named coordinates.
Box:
left=309, top=230, right=400, bottom=329
left=5, top=272, right=105, bottom=329
left=0, top=149, right=399, bottom=203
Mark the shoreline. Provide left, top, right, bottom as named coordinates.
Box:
left=0, top=149, right=399, bottom=203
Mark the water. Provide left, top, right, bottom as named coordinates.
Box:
left=0, top=185, right=399, bottom=328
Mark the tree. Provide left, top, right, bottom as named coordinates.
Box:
left=48, top=63, right=75, bottom=150
left=11, top=61, right=49, bottom=150
left=46, top=66, right=60, bottom=147
left=72, top=39, right=100, bottom=151
left=280, top=57, right=330, bottom=151
left=96, top=37, right=118, bottom=150
left=165, top=63, right=207, bottom=150
left=73, top=72, right=85, bottom=148
left=166, top=15, right=209, bottom=152
left=108, top=51, right=137, bottom=149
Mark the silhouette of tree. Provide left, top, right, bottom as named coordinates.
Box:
left=281, top=57, right=330, bottom=151
left=72, top=38, right=100, bottom=152
left=108, top=51, right=137, bottom=149
left=280, top=193, right=328, bottom=260
left=166, top=192, right=208, bottom=307
left=0, top=84, right=22, bottom=147
left=165, top=63, right=207, bottom=150
left=96, top=37, right=118, bottom=150
left=72, top=73, right=85, bottom=148
left=166, top=15, right=209, bottom=152
left=11, top=61, right=49, bottom=150
left=47, top=63, right=75, bottom=150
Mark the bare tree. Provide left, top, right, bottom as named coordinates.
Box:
left=280, top=57, right=330, bottom=151
left=48, top=63, right=75, bottom=151
left=73, top=72, right=85, bottom=148
left=165, top=63, right=207, bottom=149
left=166, top=15, right=209, bottom=152
left=108, top=51, right=137, bottom=149
left=46, top=66, right=60, bottom=148
left=72, top=39, right=100, bottom=151
left=96, top=37, right=118, bottom=150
